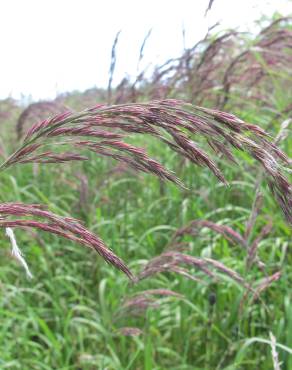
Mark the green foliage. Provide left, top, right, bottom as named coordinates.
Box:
left=0, top=15, right=291, bottom=370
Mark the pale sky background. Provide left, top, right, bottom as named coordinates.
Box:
left=0, top=0, right=291, bottom=101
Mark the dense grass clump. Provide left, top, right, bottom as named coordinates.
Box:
left=0, top=15, right=291, bottom=370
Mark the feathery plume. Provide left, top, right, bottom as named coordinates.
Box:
left=1, top=100, right=290, bottom=223
left=0, top=203, right=134, bottom=280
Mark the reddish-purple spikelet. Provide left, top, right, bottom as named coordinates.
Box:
left=118, top=288, right=182, bottom=317
left=139, top=251, right=218, bottom=281
left=204, top=258, right=252, bottom=290
left=24, top=111, right=72, bottom=141
left=50, top=111, right=72, bottom=124
left=0, top=202, right=134, bottom=280
left=245, top=123, right=270, bottom=137
left=192, top=107, right=245, bottom=131
left=11, top=144, right=42, bottom=163
left=117, top=327, right=143, bottom=336
left=47, top=126, right=124, bottom=139
left=252, top=271, right=281, bottom=302
left=246, top=221, right=273, bottom=268
left=18, top=152, right=88, bottom=164
left=24, top=119, right=50, bottom=141
left=139, top=249, right=254, bottom=291
left=73, top=140, right=184, bottom=187
left=133, top=288, right=183, bottom=298
left=1, top=99, right=290, bottom=223
left=86, top=104, right=106, bottom=112
left=174, top=219, right=248, bottom=249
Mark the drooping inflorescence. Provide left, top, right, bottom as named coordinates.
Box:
left=2, top=99, right=291, bottom=222
left=0, top=99, right=290, bottom=280
left=0, top=203, right=133, bottom=280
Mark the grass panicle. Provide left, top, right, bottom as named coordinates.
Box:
left=0, top=202, right=134, bottom=280
left=1, top=100, right=290, bottom=223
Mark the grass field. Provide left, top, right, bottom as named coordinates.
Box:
left=0, top=15, right=291, bottom=370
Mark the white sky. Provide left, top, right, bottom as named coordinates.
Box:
left=0, top=0, right=291, bottom=100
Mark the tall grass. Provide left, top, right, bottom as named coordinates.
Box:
left=0, top=15, right=291, bottom=370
